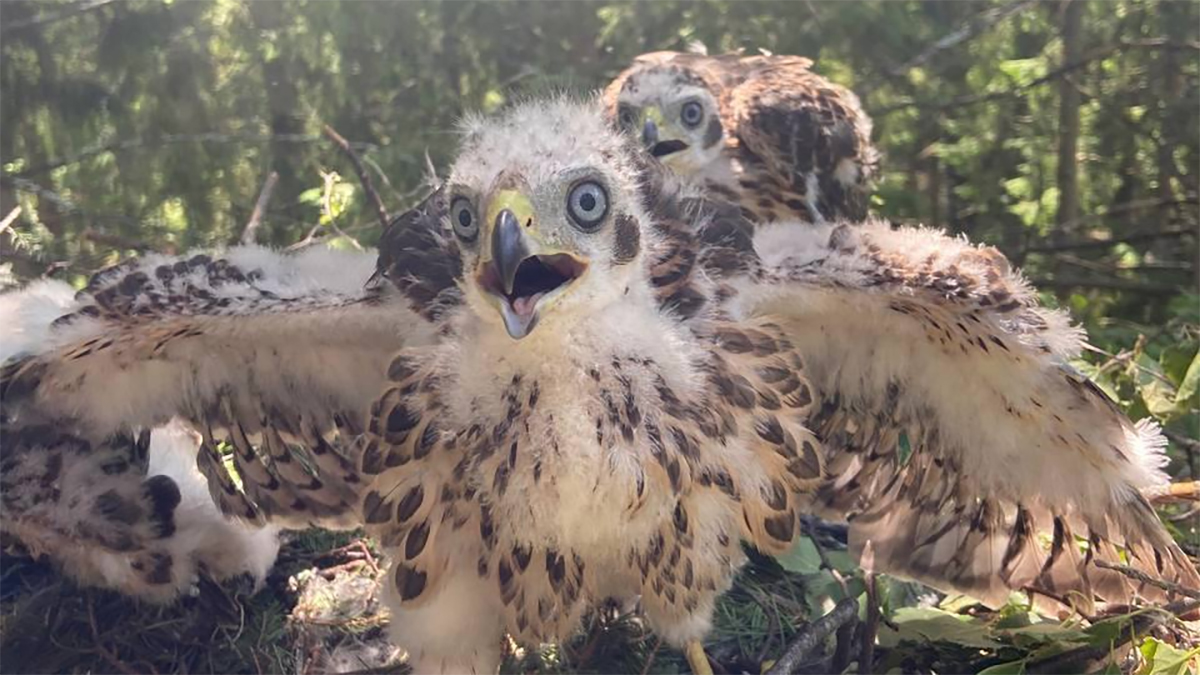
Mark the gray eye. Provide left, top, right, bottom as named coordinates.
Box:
left=567, top=181, right=609, bottom=231
left=681, top=101, right=704, bottom=128
left=450, top=197, right=477, bottom=241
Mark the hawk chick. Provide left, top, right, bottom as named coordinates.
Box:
left=605, top=51, right=879, bottom=225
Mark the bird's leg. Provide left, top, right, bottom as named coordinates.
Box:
left=685, top=639, right=714, bottom=675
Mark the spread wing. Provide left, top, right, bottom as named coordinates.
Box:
left=0, top=238, right=448, bottom=597
left=725, top=219, right=1198, bottom=610
left=728, top=59, right=878, bottom=223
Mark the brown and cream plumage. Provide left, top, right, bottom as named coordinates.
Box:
left=605, top=51, right=879, bottom=225
left=1, top=96, right=1195, bottom=674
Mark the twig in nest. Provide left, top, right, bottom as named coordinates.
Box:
left=1147, top=481, right=1200, bottom=503
left=317, top=170, right=364, bottom=251
left=859, top=570, right=880, bottom=674
left=639, top=635, right=663, bottom=675
left=86, top=596, right=143, bottom=675
left=323, top=124, right=390, bottom=231
left=240, top=171, right=279, bottom=245
left=803, top=518, right=850, bottom=596
left=765, top=597, right=860, bottom=675
left=1092, top=559, right=1200, bottom=600
left=1026, top=599, right=1200, bottom=674
left=0, top=205, right=20, bottom=236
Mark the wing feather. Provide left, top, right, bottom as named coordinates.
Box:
left=729, top=219, right=1198, bottom=610
left=0, top=243, right=445, bottom=597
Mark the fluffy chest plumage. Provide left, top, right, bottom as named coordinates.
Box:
left=439, top=310, right=708, bottom=556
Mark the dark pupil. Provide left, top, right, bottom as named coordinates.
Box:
left=457, top=209, right=472, bottom=228
left=684, top=103, right=700, bottom=123
left=579, top=192, right=596, bottom=211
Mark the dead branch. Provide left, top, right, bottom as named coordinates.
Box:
left=81, top=227, right=153, bottom=252
left=889, top=0, right=1037, bottom=77
left=1029, top=276, right=1184, bottom=295
left=1092, top=560, right=1200, bottom=600
left=0, top=206, right=21, bottom=237
left=879, top=39, right=1200, bottom=117
left=803, top=518, right=850, bottom=597
left=1, top=0, right=119, bottom=34
left=765, top=597, right=860, bottom=675
left=1146, top=481, right=1200, bottom=503
left=858, top=571, right=880, bottom=674
left=1024, top=224, right=1196, bottom=254
left=1027, top=599, right=1200, bottom=674
left=638, top=635, right=663, bottom=675
left=240, top=172, right=278, bottom=245
left=322, top=124, right=390, bottom=232
left=86, top=596, right=143, bottom=675
left=8, top=132, right=376, bottom=179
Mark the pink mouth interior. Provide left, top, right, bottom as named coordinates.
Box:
left=481, top=254, right=586, bottom=317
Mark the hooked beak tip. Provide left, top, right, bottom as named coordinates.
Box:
left=641, top=118, right=658, bottom=148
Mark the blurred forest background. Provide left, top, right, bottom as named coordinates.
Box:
left=0, top=1, right=1198, bottom=673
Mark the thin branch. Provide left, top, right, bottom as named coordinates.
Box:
left=8, top=132, right=376, bottom=179
left=1145, top=481, right=1200, bottom=503
left=1027, top=599, right=1200, bottom=674
left=322, top=124, right=390, bottom=232
left=1163, top=429, right=1199, bottom=483
left=1091, top=560, right=1200, bottom=600
left=81, top=227, right=152, bottom=252
left=86, top=596, right=141, bottom=675
left=802, top=518, right=851, bottom=597
left=888, top=0, right=1037, bottom=77
left=0, top=206, right=21, bottom=237
left=1024, top=224, right=1196, bottom=255
left=639, top=635, right=663, bottom=675
left=316, top=171, right=364, bottom=252
left=1030, top=276, right=1184, bottom=295
left=878, top=39, right=1200, bottom=117
left=240, top=172, right=278, bottom=245
left=858, top=570, right=880, bottom=674
left=765, top=597, right=859, bottom=675
left=1, top=0, right=119, bottom=34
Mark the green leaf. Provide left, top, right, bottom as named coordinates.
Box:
left=1175, top=350, right=1200, bottom=409
left=776, top=536, right=822, bottom=574
left=1139, top=637, right=1200, bottom=675
left=1134, top=354, right=1181, bottom=420
left=879, top=607, right=1003, bottom=650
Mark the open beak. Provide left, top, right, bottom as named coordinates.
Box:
left=639, top=107, right=688, bottom=158
left=476, top=190, right=588, bottom=339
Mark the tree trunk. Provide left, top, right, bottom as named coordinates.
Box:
left=1053, top=0, right=1084, bottom=250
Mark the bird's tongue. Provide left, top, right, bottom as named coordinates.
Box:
left=511, top=292, right=544, bottom=318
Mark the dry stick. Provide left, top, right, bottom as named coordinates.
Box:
left=1092, top=560, right=1200, bottom=600
left=1146, top=481, right=1200, bottom=503
left=0, top=205, right=21, bottom=236
left=1027, top=598, right=1200, bottom=674
left=765, top=597, right=860, bottom=675
left=858, top=572, right=880, bottom=675
left=639, top=635, right=663, bottom=675
left=322, top=124, right=390, bottom=231
left=888, top=0, right=1037, bottom=76
left=240, top=171, right=279, bottom=245
left=802, top=518, right=850, bottom=596
left=86, top=597, right=142, bottom=675
left=1163, top=429, right=1200, bottom=483
left=1, top=0, right=119, bottom=34
left=316, top=170, right=365, bottom=251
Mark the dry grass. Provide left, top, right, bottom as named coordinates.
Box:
left=2, top=522, right=1196, bottom=675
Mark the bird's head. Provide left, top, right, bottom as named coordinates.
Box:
left=446, top=97, right=652, bottom=340
left=610, top=63, right=726, bottom=175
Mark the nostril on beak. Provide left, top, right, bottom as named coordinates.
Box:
left=642, top=119, right=658, bottom=148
